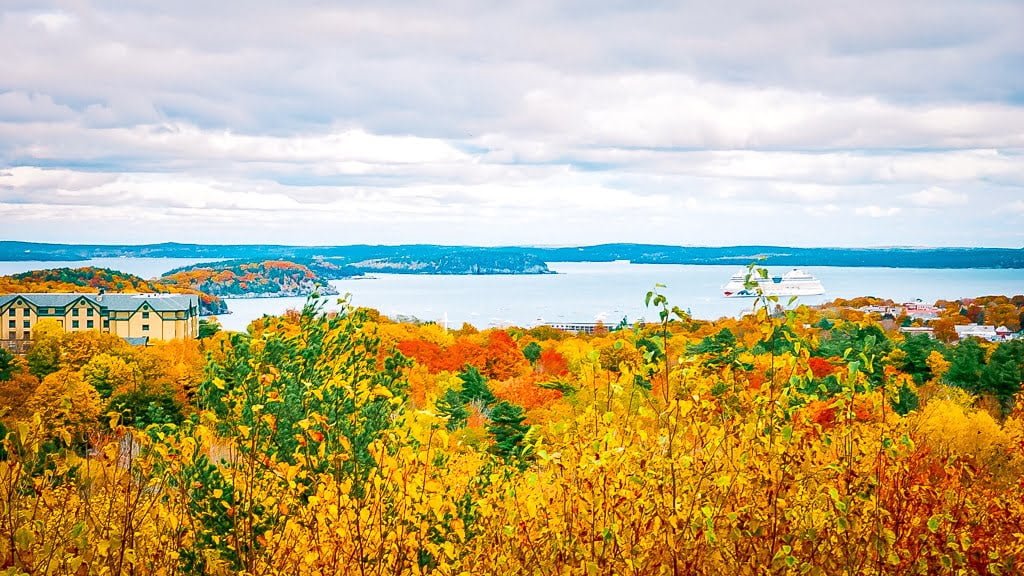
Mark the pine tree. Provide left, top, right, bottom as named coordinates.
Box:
left=487, top=401, right=530, bottom=462
left=946, top=337, right=985, bottom=393
left=458, top=365, right=495, bottom=406
left=436, top=388, right=469, bottom=431
left=979, top=341, right=1024, bottom=417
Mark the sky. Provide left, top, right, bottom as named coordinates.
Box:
left=0, top=1, right=1022, bottom=248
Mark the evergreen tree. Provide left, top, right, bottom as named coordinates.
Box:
left=487, top=401, right=530, bottom=462
left=436, top=388, right=470, bottom=431
left=198, top=318, right=222, bottom=339
left=898, top=334, right=946, bottom=384
left=458, top=365, right=495, bottom=406
left=945, top=337, right=985, bottom=393
left=522, top=342, right=542, bottom=365
left=0, top=347, right=15, bottom=381
left=979, top=341, right=1024, bottom=417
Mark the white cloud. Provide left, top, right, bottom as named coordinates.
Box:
left=905, top=187, right=969, bottom=208
left=855, top=205, right=901, bottom=218
left=0, top=1, right=1022, bottom=246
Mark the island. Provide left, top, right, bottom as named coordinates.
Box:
left=160, top=260, right=341, bottom=298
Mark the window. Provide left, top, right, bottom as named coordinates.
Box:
left=103, top=320, right=110, bottom=329
left=22, top=331, right=29, bottom=340
left=142, top=311, right=150, bottom=319
left=22, top=320, right=30, bottom=328
left=87, top=308, right=94, bottom=317
left=47, top=308, right=55, bottom=315
left=87, top=320, right=94, bottom=329
left=72, top=308, right=79, bottom=317
left=72, top=320, right=80, bottom=329
left=7, top=320, right=13, bottom=329
left=22, top=308, right=29, bottom=316
left=142, top=324, right=150, bottom=332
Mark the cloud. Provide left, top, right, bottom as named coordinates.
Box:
left=0, top=1, right=1022, bottom=246
left=855, top=205, right=902, bottom=218
left=905, top=187, right=969, bottom=208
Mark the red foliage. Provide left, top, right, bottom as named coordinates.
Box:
left=808, top=356, right=836, bottom=379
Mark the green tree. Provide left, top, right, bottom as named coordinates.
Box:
left=0, top=347, right=15, bottom=381
left=522, top=341, right=542, bottom=365
left=458, top=365, right=495, bottom=406
left=945, top=337, right=985, bottom=393
left=108, top=389, right=184, bottom=427
left=436, top=388, right=469, bottom=431
left=979, top=341, right=1024, bottom=417
left=898, top=334, right=946, bottom=384
left=487, top=401, right=530, bottom=462
left=198, top=318, right=222, bottom=339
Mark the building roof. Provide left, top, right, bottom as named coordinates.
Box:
left=0, top=293, right=198, bottom=312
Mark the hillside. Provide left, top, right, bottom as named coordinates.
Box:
left=0, top=267, right=227, bottom=315
left=160, top=260, right=340, bottom=298
left=2, top=285, right=1023, bottom=573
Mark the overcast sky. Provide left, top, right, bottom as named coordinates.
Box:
left=1, top=1, right=1022, bottom=247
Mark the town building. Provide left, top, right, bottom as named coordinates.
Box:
left=899, top=326, right=935, bottom=338
left=954, top=324, right=999, bottom=342
left=0, top=293, right=200, bottom=349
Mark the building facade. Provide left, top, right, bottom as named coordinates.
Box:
left=0, top=293, right=200, bottom=346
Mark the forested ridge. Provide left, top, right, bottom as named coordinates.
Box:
left=3, top=241, right=1022, bottom=269
left=160, top=260, right=339, bottom=298
left=1, top=275, right=1023, bottom=574
left=0, top=267, right=227, bottom=315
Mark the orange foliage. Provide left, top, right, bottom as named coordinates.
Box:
left=491, top=374, right=562, bottom=412
left=536, top=349, right=569, bottom=376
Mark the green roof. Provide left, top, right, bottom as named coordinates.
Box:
left=0, top=293, right=198, bottom=312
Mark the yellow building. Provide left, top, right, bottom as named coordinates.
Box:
left=0, top=292, right=200, bottom=346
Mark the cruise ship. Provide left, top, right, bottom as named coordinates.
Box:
left=722, top=268, right=825, bottom=298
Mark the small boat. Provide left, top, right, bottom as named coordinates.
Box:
left=722, top=268, right=825, bottom=298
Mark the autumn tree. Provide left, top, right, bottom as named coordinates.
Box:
left=26, top=319, right=62, bottom=379
left=82, top=353, right=139, bottom=398
left=26, top=369, right=101, bottom=439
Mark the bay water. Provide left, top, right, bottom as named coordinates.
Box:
left=0, top=259, right=1020, bottom=332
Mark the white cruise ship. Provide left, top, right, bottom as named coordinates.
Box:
left=722, top=268, right=825, bottom=298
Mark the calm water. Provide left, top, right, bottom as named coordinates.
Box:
left=1, top=258, right=1021, bottom=332
left=221, top=262, right=1024, bottom=332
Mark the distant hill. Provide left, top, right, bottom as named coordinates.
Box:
left=0, top=267, right=227, bottom=315
left=160, top=260, right=340, bottom=298
left=0, top=241, right=1021, bottom=269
